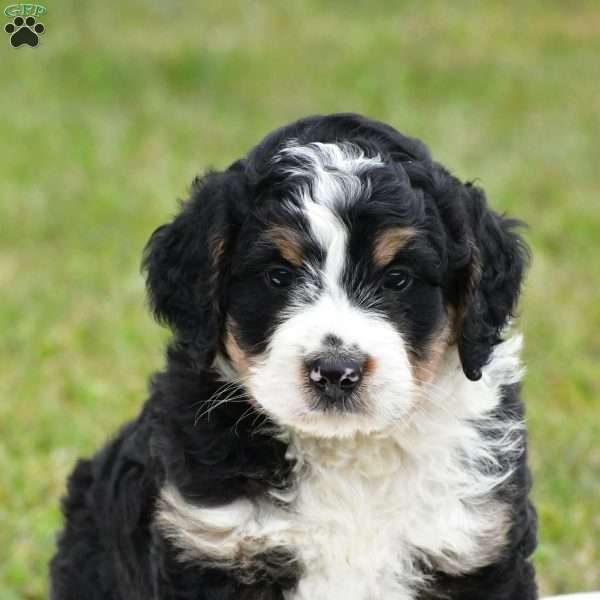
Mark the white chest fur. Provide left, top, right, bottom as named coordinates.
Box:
left=156, top=341, right=524, bottom=600
left=280, top=426, right=511, bottom=599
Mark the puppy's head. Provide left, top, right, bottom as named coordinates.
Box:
left=143, top=114, right=528, bottom=437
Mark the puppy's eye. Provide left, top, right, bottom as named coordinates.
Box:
left=266, top=267, right=295, bottom=289
left=382, top=269, right=413, bottom=292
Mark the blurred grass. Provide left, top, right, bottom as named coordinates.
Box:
left=1, top=1, right=599, bottom=597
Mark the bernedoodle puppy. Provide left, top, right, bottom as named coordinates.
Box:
left=50, top=113, right=537, bottom=600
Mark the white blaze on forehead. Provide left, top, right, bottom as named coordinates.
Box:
left=276, top=141, right=382, bottom=293
left=276, top=141, right=383, bottom=210
left=302, top=201, right=347, bottom=293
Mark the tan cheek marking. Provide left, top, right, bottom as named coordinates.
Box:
left=224, top=319, right=252, bottom=376
left=363, top=355, right=377, bottom=378
left=265, top=227, right=304, bottom=268
left=359, top=356, right=377, bottom=401
left=372, top=227, right=417, bottom=268
left=412, top=323, right=451, bottom=384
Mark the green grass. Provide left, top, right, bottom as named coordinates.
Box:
left=1, top=1, right=599, bottom=597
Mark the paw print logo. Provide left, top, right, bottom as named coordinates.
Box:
left=4, top=15, right=45, bottom=47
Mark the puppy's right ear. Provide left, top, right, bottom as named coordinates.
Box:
left=142, top=166, right=246, bottom=365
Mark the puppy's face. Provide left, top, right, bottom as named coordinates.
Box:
left=223, top=143, right=449, bottom=437
left=144, top=115, right=527, bottom=439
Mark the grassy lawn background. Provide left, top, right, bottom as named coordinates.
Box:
left=1, top=2, right=599, bottom=598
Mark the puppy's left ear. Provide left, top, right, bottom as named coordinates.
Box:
left=142, top=165, right=246, bottom=366
left=455, top=184, right=530, bottom=381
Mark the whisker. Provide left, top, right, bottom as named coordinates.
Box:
left=194, top=397, right=248, bottom=426
left=232, top=406, right=258, bottom=436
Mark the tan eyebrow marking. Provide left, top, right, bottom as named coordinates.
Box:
left=372, top=227, right=417, bottom=267
left=264, top=226, right=304, bottom=267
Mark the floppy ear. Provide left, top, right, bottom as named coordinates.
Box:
left=142, top=167, right=246, bottom=366
left=456, top=184, right=529, bottom=381
left=390, top=151, right=529, bottom=382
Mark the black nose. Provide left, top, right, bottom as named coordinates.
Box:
left=307, top=356, right=364, bottom=404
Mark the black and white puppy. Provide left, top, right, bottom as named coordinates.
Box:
left=50, top=113, right=537, bottom=600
